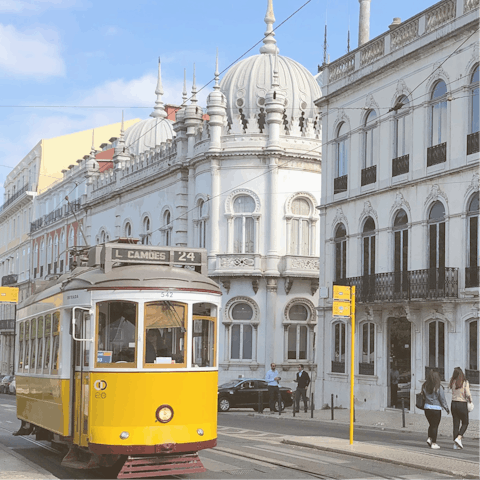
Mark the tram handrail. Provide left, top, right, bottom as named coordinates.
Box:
left=72, top=306, right=94, bottom=342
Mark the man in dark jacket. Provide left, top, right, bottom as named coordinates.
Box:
left=294, top=364, right=310, bottom=412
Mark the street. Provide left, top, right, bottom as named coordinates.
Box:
left=1, top=394, right=476, bottom=479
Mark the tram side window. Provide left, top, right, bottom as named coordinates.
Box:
left=97, top=301, right=137, bottom=366
left=18, top=323, right=24, bottom=372
left=144, top=301, right=187, bottom=367
left=52, top=311, right=60, bottom=374
left=37, top=316, right=44, bottom=371
left=44, top=314, right=52, bottom=374
left=24, top=320, right=30, bottom=372
left=192, top=303, right=217, bottom=368
left=31, top=318, right=37, bottom=374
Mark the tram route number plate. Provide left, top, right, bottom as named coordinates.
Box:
left=111, top=247, right=201, bottom=264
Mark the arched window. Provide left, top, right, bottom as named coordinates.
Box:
left=332, top=321, right=346, bottom=373
left=394, top=95, right=410, bottom=159
left=40, top=240, right=45, bottom=277
left=69, top=227, right=75, bottom=248
left=47, top=237, right=53, bottom=274
left=467, top=320, right=478, bottom=383
left=334, top=223, right=347, bottom=282
left=362, top=217, right=376, bottom=301
left=393, top=209, right=408, bottom=295
left=77, top=225, right=83, bottom=247
left=163, top=211, right=171, bottom=246
left=466, top=192, right=479, bottom=287
left=33, top=244, right=38, bottom=277
left=427, top=319, right=445, bottom=380
left=233, top=196, right=255, bottom=254
left=230, top=302, right=253, bottom=360
left=363, top=110, right=377, bottom=168
left=286, top=303, right=309, bottom=361
left=100, top=231, right=106, bottom=244
left=470, top=65, right=479, bottom=135
left=430, top=80, right=447, bottom=147
left=125, top=222, right=132, bottom=238
left=142, top=217, right=151, bottom=245
left=359, top=322, right=375, bottom=375
left=197, top=200, right=206, bottom=248
left=336, top=122, right=348, bottom=178
left=428, top=201, right=446, bottom=290
left=290, top=198, right=313, bottom=256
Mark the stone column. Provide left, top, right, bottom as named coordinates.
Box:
left=187, top=167, right=195, bottom=246
left=266, top=155, right=280, bottom=275
left=208, top=160, right=221, bottom=271
left=358, top=0, right=371, bottom=47
left=265, top=278, right=278, bottom=363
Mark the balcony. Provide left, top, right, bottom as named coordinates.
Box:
left=1, top=274, right=18, bottom=286
left=465, top=266, right=479, bottom=288
left=392, top=154, right=409, bottom=177
left=359, top=362, right=375, bottom=375
left=361, top=165, right=377, bottom=186
left=334, top=175, right=348, bottom=194
left=425, top=366, right=445, bottom=381
left=331, top=361, right=345, bottom=373
left=427, top=142, right=446, bottom=167
left=0, top=183, right=30, bottom=213
left=31, top=199, right=83, bottom=233
left=467, top=131, right=479, bottom=155
left=334, top=268, right=458, bottom=303
left=215, top=254, right=263, bottom=276
left=0, top=320, right=15, bottom=332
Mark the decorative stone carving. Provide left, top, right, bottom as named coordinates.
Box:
left=332, top=206, right=349, bottom=232
left=291, top=258, right=320, bottom=270
left=390, top=191, right=411, bottom=218
left=465, top=0, right=480, bottom=14
left=285, top=192, right=319, bottom=217
left=225, top=188, right=261, bottom=214
left=390, top=19, right=419, bottom=51
left=284, top=277, right=293, bottom=295
left=426, top=0, right=455, bottom=33
left=364, top=95, right=380, bottom=115
left=425, top=184, right=448, bottom=207
left=333, top=109, right=350, bottom=137
left=223, top=296, right=260, bottom=324
left=470, top=172, right=479, bottom=192
left=310, top=278, right=319, bottom=296
left=252, top=279, right=259, bottom=294
left=283, top=297, right=317, bottom=324
left=221, top=279, right=231, bottom=293
left=329, top=54, right=355, bottom=83
left=360, top=200, right=378, bottom=223
left=266, top=278, right=278, bottom=292
left=220, top=256, right=255, bottom=268
left=391, top=79, right=412, bottom=106
left=360, top=38, right=385, bottom=67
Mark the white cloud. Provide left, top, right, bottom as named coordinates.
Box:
left=104, top=26, right=119, bottom=36
left=0, top=0, right=76, bottom=13
left=0, top=23, right=65, bottom=77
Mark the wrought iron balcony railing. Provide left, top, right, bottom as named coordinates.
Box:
left=0, top=183, right=30, bottom=213
left=334, top=175, right=348, bottom=194
left=467, top=131, right=479, bottom=155
left=392, top=154, right=409, bottom=177
left=334, top=267, right=458, bottom=302
left=427, top=142, right=446, bottom=167
left=331, top=361, right=345, bottom=373
left=361, top=165, right=377, bottom=186
left=465, top=266, right=480, bottom=288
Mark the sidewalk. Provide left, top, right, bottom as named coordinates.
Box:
left=0, top=442, right=56, bottom=480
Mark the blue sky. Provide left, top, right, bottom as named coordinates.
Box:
left=0, top=0, right=435, bottom=196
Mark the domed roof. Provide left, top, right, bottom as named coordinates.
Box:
left=220, top=0, right=321, bottom=127
left=123, top=58, right=175, bottom=157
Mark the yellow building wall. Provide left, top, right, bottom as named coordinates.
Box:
left=38, top=119, right=140, bottom=194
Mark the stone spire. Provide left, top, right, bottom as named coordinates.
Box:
left=214, top=48, right=220, bottom=90
left=260, top=0, right=279, bottom=55
left=113, top=111, right=130, bottom=170
left=182, top=68, right=188, bottom=106
left=207, top=49, right=227, bottom=153
left=151, top=57, right=167, bottom=118
left=190, top=64, right=197, bottom=105
left=358, top=0, right=371, bottom=47
left=90, top=129, right=96, bottom=157
left=265, top=49, right=286, bottom=150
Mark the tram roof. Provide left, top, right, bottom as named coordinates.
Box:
left=21, top=264, right=221, bottom=308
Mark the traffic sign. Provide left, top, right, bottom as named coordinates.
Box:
left=0, top=287, right=19, bottom=303
left=333, top=301, right=351, bottom=316
left=333, top=285, right=351, bottom=301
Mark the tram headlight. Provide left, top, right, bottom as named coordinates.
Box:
left=197, top=429, right=204, bottom=436
left=120, top=431, right=130, bottom=440
left=156, top=405, right=174, bottom=423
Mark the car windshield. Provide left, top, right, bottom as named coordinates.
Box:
left=219, top=380, right=242, bottom=389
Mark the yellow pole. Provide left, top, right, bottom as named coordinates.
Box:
left=349, top=286, right=356, bottom=445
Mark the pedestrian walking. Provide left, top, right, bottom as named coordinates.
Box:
left=265, top=363, right=281, bottom=414
left=390, top=363, right=400, bottom=408
left=449, top=367, right=472, bottom=449
left=294, top=364, right=310, bottom=412
left=422, top=369, right=449, bottom=449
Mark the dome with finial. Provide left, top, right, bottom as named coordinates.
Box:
left=123, top=58, right=175, bottom=157
left=220, top=0, right=321, bottom=132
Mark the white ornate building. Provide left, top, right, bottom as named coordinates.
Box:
left=316, top=0, right=479, bottom=418
left=75, top=0, right=323, bottom=385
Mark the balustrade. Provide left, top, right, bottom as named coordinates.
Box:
left=391, top=19, right=419, bottom=51
left=392, top=154, right=409, bottom=177
left=427, top=142, right=447, bottom=167
left=361, top=165, right=377, bottom=186
left=426, top=0, right=455, bottom=33
left=0, top=183, right=30, bottom=213
left=467, top=132, right=479, bottom=155
left=328, top=55, right=355, bottom=83
left=334, top=175, right=348, bottom=194
left=360, top=38, right=384, bottom=67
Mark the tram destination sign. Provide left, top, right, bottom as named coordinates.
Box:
left=111, top=247, right=202, bottom=264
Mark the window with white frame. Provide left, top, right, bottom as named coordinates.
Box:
left=233, top=195, right=255, bottom=254
left=468, top=319, right=478, bottom=383
left=363, top=109, right=377, bottom=168
left=362, top=217, right=376, bottom=279
left=34, top=244, right=38, bottom=276
left=428, top=319, right=445, bottom=379
left=394, top=95, right=410, bottom=158
left=230, top=302, right=253, bottom=360
left=69, top=227, right=75, bottom=248
left=125, top=221, right=132, bottom=238
left=393, top=209, right=409, bottom=294
left=334, top=223, right=347, bottom=282
left=47, top=237, right=52, bottom=273
left=197, top=200, right=206, bottom=248
left=336, top=122, right=348, bottom=177
left=142, top=217, right=151, bottom=245
left=428, top=201, right=446, bottom=290
left=359, top=322, right=375, bottom=375
left=466, top=193, right=479, bottom=288
left=332, top=321, right=346, bottom=373
left=430, top=80, right=447, bottom=147
left=77, top=225, right=83, bottom=246
left=286, top=303, right=309, bottom=360
left=470, top=65, right=479, bottom=135
left=290, top=198, right=313, bottom=256
left=162, top=211, right=172, bottom=246
left=40, top=240, right=45, bottom=276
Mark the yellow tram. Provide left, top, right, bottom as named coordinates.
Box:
left=14, top=241, right=221, bottom=478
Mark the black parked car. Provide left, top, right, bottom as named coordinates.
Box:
left=218, top=379, right=293, bottom=412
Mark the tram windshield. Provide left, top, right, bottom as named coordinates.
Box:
left=144, top=301, right=186, bottom=367
left=97, top=301, right=137, bottom=366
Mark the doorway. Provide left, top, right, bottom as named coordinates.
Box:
left=388, top=317, right=411, bottom=409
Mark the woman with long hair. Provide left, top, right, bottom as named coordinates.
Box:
left=449, top=367, right=472, bottom=449
left=422, top=369, right=449, bottom=449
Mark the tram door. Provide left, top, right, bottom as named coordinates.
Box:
left=72, top=308, right=92, bottom=447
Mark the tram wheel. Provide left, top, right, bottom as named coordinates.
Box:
left=218, top=397, right=231, bottom=412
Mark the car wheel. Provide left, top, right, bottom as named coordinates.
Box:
left=218, top=397, right=231, bottom=412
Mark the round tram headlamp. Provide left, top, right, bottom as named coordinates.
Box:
left=197, top=429, right=204, bottom=436
left=120, top=431, right=130, bottom=440
left=156, top=405, right=174, bottom=423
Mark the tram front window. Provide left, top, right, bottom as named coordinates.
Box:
left=96, top=301, right=137, bottom=366
left=144, top=301, right=186, bottom=367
